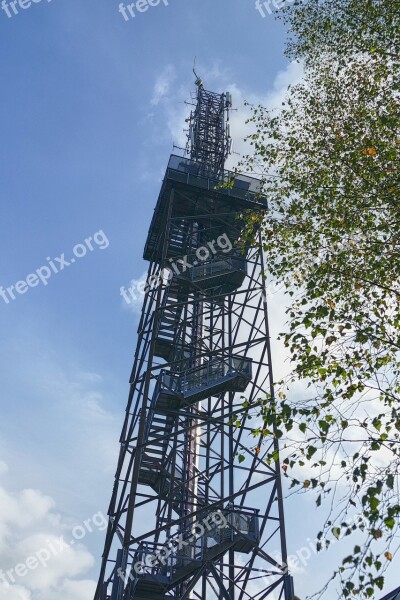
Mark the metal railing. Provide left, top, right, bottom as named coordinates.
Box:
left=159, top=355, right=252, bottom=397
left=178, top=254, right=247, bottom=283
left=224, top=504, right=260, bottom=540
left=182, top=356, right=252, bottom=394
left=166, top=155, right=266, bottom=203
left=129, top=506, right=259, bottom=587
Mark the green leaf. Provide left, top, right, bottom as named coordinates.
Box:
left=372, top=417, right=382, bottom=431
left=387, top=474, right=394, bottom=489
left=375, top=577, right=384, bottom=591
left=384, top=517, right=395, bottom=529
left=307, top=446, right=317, bottom=460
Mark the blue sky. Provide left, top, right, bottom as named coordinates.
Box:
left=0, top=1, right=397, bottom=599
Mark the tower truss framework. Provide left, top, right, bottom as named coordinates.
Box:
left=94, top=84, right=293, bottom=600
left=186, top=77, right=232, bottom=178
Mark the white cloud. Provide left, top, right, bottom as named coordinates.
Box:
left=121, top=271, right=148, bottom=315
left=0, top=346, right=112, bottom=596
left=121, top=268, right=174, bottom=316
left=0, top=488, right=55, bottom=556
left=0, top=483, right=96, bottom=600
left=0, top=487, right=51, bottom=541
left=77, top=372, right=103, bottom=384
left=156, top=60, right=305, bottom=173
left=15, top=535, right=93, bottom=591
left=0, top=584, right=31, bottom=600
left=0, top=462, right=9, bottom=477
left=39, top=578, right=96, bottom=600
left=226, top=61, right=305, bottom=171
left=151, top=64, right=177, bottom=106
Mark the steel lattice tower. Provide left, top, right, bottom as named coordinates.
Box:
left=93, top=78, right=294, bottom=600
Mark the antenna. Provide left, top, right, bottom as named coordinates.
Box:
left=185, top=75, right=232, bottom=178
left=193, top=57, right=203, bottom=89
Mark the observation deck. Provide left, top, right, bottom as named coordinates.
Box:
left=144, top=155, right=267, bottom=263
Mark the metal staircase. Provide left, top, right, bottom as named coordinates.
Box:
left=138, top=354, right=253, bottom=511
left=128, top=507, right=259, bottom=600
left=154, top=279, right=186, bottom=363
left=138, top=412, right=175, bottom=490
